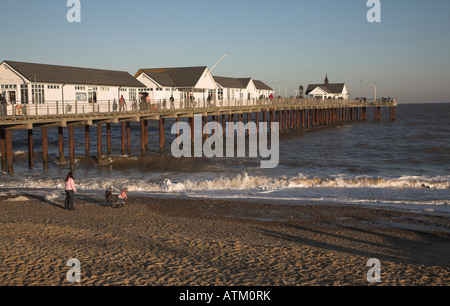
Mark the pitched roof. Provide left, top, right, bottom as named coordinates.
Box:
left=135, top=66, right=208, bottom=88
left=3, top=60, right=145, bottom=87
left=253, top=80, right=273, bottom=91
left=237, top=78, right=252, bottom=88
left=213, top=76, right=246, bottom=89
left=305, top=83, right=345, bottom=95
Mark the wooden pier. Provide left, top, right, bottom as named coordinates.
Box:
left=0, top=99, right=396, bottom=174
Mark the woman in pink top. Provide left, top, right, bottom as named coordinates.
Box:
left=64, top=172, right=77, bottom=210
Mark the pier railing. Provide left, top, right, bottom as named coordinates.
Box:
left=0, top=98, right=396, bottom=118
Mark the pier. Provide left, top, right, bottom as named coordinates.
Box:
left=0, top=98, right=396, bottom=174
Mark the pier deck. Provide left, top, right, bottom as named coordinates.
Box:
left=0, top=99, right=395, bottom=129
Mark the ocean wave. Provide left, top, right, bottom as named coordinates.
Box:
left=2, top=172, right=449, bottom=192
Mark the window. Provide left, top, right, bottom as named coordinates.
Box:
left=129, top=88, right=137, bottom=102
left=32, top=84, right=45, bottom=104
left=75, top=86, right=86, bottom=91
left=20, top=84, right=29, bottom=104
left=1, top=84, right=17, bottom=89
left=47, top=85, right=60, bottom=89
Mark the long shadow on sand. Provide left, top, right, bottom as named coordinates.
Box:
left=259, top=224, right=450, bottom=268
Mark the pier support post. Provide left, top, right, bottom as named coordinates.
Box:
left=204, top=115, right=209, bottom=140
left=238, top=113, right=243, bottom=136
left=121, top=122, right=126, bottom=156
left=159, top=118, right=165, bottom=152
left=189, top=117, right=194, bottom=145
left=28, top=129, right=34, bottom=169
left=228, top=114, right=233, bottom=137
left=0, top=130, right=5, bottom=172
left=126, top=122, right=131, bottom=155
left=6, top=129, right=13, bottom=174
left=42, top=127, right=48, bottom=171
left=140, top=120, right=146, bottom=155
left=221, top=115, right=226, bottom=134
left=58, top=127, right=65, bottom=163
left=269, top=110, right=274, bottom=132
left=69, top=125, right=75, bottom=171
left=144, top=120, right=149, bottom=151
left=85, top=125, right=90, bottom=157
left=285, top=110, right=289, bottom=131
left=246, top=113, right=251, bottom=135
left=97, top=123, right=102, bottom=162
left=307, top=109, right=311, bottom=128
left=293, top=109, right=296, bottom=129
left=107, top=123, right=112, bottom=155
left=302, top=110, right=305, bottom=128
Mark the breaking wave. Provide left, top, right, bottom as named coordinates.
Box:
left=3, top=172, right=449, bottom=192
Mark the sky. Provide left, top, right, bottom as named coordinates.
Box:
left=1, top=0, right=449, bottom=103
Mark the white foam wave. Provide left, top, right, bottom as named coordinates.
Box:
left=3, top=172, right=449, bottom=192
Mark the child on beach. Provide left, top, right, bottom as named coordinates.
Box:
left=114, top=188, right=128, bottom=208
left=105, top=187, right=113, bottom=206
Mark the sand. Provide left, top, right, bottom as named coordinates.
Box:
left=0, top=191, right=449, bottom=286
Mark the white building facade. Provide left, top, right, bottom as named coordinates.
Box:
left=305, top=75, right=349, bottom=100
left=0, top=61, right=146, bottom=115
left=135, top=66, right=217, bottom=108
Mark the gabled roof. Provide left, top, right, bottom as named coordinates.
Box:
left=2, top=60, right=145, bottom=87
left=253, top=80, right=273, bottom=91
left=305, top=83, right=345, bottom=95
left=213, top=76, right=246, bottom=89
left=237, top=78, right=252, bottom=88
left=135, top=66, right=208, bottom=88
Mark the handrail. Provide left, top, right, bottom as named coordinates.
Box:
left=0, top=98, right=397, bottom=120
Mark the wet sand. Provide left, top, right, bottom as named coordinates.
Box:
left=0, top=191, right=449, bottom=286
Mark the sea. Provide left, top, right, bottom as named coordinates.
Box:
left=1, top=103, right=449, bottom=214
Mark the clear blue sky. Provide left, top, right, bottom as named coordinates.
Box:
left=1, top=0, right=449, bottom=103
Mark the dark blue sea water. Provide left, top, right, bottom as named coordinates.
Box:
left=1, top=103, right=449, bottom=213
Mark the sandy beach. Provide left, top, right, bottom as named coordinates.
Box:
left=0, top=190, right=449, bottom=286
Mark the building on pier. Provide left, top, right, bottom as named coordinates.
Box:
left=0, top=60, right=146, bottom=115
left=213, top=76, right=246, bottom=101
left=253, top=80, right=274, bottom=99
left=305, top=74, right=349, bottom=100
left=134, top=66, right=217, bottom=107
left=214, top=76, right=272, bottom=101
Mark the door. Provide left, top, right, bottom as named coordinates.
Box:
left=9, top=91, right=16, bottom=103
left=88, top=91, right=97, bottom=103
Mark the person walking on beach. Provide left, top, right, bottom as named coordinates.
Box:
left=64, top=172, right=77, bottom=210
